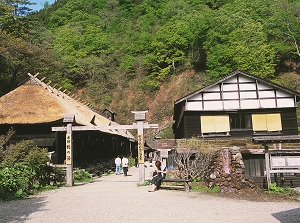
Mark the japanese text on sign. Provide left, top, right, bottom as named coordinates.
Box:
left=66, top=133, right=72, bottom=164
left=138, top=134, right=144, bottom=164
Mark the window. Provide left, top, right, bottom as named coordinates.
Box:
left=252, top=113, right=282, bottom=132
left=229, top=114, right=252, bottom=129
left=200, top=115, right=230, bottom=134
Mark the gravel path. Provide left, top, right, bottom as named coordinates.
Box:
left=1, top=162, right=299, bottom=223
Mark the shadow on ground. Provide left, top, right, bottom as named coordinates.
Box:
left=272, top=207, right=300, bottom=223
left=0, top=196, right=46, bottom=223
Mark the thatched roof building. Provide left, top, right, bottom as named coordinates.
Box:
left=0, top=73, right=135, bottom=164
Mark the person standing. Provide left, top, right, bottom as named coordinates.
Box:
left=149, top=151, right=153, bottom=163
left=115, top=155, right=121, bottom=175
left=134, top=156, right=138, bottom=167
left=122, top=156, right=129, bottom=176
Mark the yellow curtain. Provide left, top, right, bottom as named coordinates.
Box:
left=252, top=113, right=282, bottom=132
left=215, top=115, right=230, bottom=132
left=252, top=114, right=267, bottom=131
left=200, top=116, right=216, bottom=133
left=201, top=115, right=230, bottom=133
left=266, top=113, right=282, bottom=131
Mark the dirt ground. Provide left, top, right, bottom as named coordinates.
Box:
left=1, top=163, right=300, bottom=223
left=207, top=188, right=300, bottom=203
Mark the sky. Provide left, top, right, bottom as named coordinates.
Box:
left=29, top=0, right=56, bottom=12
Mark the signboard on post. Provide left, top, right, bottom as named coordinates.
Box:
left=132, top=111, right=147, bottom=121
left=271, top=156, right=300, bottom=168
left=65, top=133, right=72, bottom=165
left=64, top=114, right=74, bottom=186
left=63, top=114, right=75, bottom=123
left=137, top=134, right=144, bottom=163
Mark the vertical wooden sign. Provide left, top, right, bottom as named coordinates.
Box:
left=66, top=133, right=72, bottom=165
left=66, top=122, right=73, bottom=186
left=137, top=134, right=144, bottom=164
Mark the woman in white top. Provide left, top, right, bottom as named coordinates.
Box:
left=122, top=156, right=129, bottom=176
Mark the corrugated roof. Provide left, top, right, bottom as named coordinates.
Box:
left=0, top=73, right=135, bottom=140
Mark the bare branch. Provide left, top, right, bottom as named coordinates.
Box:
left=174, top=138, right=216, bottom=180
left=0, top=127, right=15, bottom=161
left=285, top=25, right=300, bottom=57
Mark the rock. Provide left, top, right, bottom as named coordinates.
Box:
left=210, top=173, right=217, bottom=179
left=292, top=187, right=300, bottom=195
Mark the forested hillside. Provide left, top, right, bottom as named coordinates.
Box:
left=1, top=0, right=300, bottom=137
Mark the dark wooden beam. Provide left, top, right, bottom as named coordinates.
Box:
left=252, top=135, right=300, bottom=144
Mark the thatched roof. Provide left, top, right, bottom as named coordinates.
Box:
left=0, top=73, right=134, bottom=140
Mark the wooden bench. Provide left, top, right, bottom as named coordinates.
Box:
left=161, top=178, right=192, bottom=192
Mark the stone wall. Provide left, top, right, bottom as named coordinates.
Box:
left=208, top=147, right=260, bottom=193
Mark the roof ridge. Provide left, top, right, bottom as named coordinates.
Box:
left=27, top=73, right=90, bottom=107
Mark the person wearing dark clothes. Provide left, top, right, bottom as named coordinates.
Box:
left=122, top=156, right=129, bottom=176
left=148, top=160, right=166, bottom=192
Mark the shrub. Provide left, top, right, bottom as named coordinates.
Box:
left=175, top=138, right=216, bottom=180
left=128, top=156, right=135, bottom=167
left=0, top=164, right=34, bottom=200
left=73, top=169, right=92, bottom=183
left=0, top=140, right=51, bottom=200
left=191, top=181, right=220, bottom=193
left=2, top=140, right=49, bottom=186
left=267, top=183, right=292, bottom=194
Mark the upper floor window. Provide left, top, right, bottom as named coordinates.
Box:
left=252, top=113, right=282, bottom=132
left=200, top=115, right=230, bottom=135
left=229, top=114, right=252, bottom=129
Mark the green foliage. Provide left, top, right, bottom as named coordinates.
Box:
left=102, top=95, right=112, bottom=106
left=191, top=181, right=220, bottom=193
left=0, top=164, right=34, bottom=200
left=73, top=169, right=92, bottom=183
left=156, top=125, right=174, bottom=139
left=138, top=180, right=151, bottom=186
left=266, top=183, right=293, bottom=194
left=203, top=1, right=283, bottom=79
left=1, top=0, right=300, bottom=129
left=139, top=76, right=160, bottom=92
left=0, top=140, right=52, bottom=200
left=128, top=156, right=135, bottom=167
left=2, top=140, right=48, bottom=166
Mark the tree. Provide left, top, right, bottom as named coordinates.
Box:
left=175, top=138, right=216, bottom=180
left=204, top=1, right=278, bottom=79
left=228, top=22, right=276, bottom=78
left=0, top=128, right=15, bottom=162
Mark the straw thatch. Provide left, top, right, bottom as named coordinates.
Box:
left=0, top=74, right=134, bottom=140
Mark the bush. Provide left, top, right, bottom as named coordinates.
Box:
left=128, top=156, right=135, bottom=167
left=191, top=180, right=220, bottom=193
left=3, top=140, right=49, bottom=185
left=0, top=164, right=34, bottom=200
left=267, top=183, right=292, bottom=194
left=73, top=169, right=92, bottom=183
left=0, top=140, right=51, bottom=200
left=175, top=138, right=216, bottom=180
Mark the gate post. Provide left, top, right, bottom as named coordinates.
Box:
left=64, top=115, right=74, bottom=186
left=132, top=111, right=148, bottom=184
left=264, top=145, right=271, bottom=191
left=137, top=121, right=145, bottom=184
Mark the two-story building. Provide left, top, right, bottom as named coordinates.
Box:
left=173, top=69, right=299, bottom=139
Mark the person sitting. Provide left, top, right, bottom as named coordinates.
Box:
left=148, top=160, right=166, bottom=192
